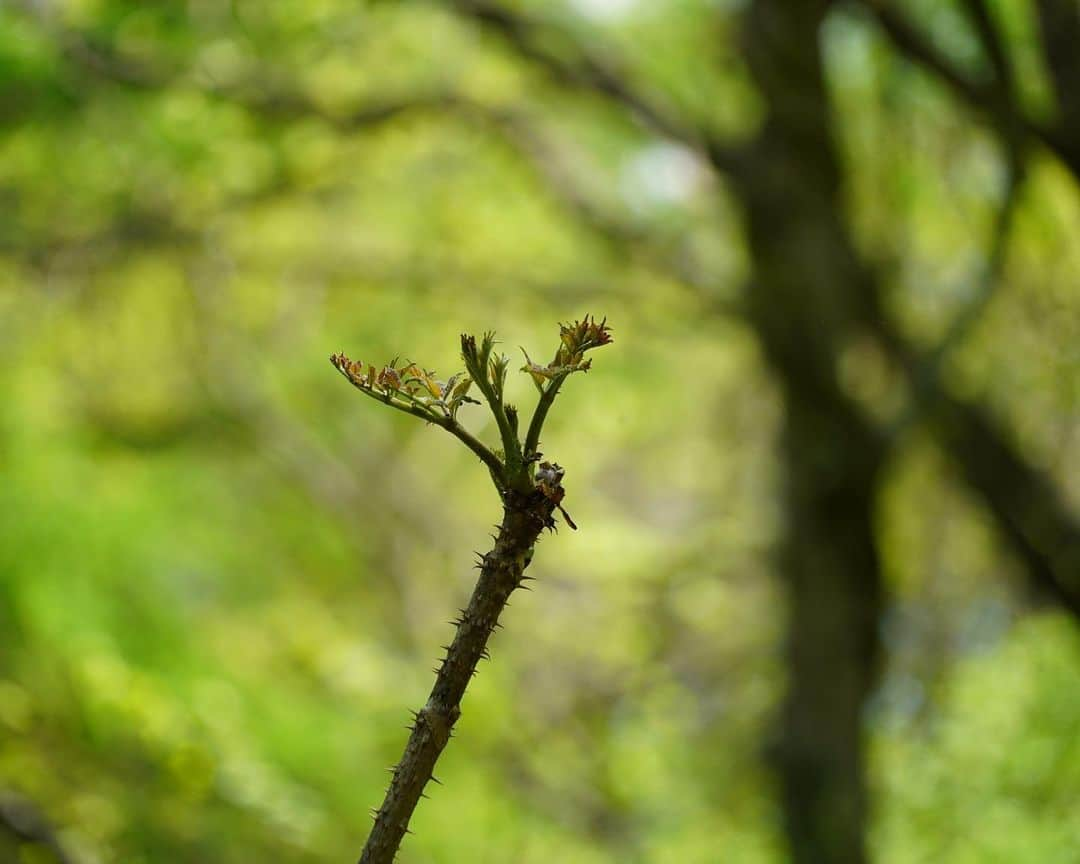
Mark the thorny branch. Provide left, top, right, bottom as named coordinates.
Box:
left=331, top=319, right=611, bottom=864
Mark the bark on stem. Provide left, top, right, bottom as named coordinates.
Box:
left=358, top=488, right=558, bottom=864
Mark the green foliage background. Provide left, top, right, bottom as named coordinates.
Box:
left=1, top=1, right=1078, bottom=862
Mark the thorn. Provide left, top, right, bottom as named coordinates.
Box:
left=420, top=792, right=430, bottom=800
left=492, top=621, right=504, bottom=631
left=430, top=776, right=443, bottom=785
left=370, top=808, right=379, bottom=819
left=517, top=584, right=532, bottom=591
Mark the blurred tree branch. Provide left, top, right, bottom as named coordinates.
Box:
left=1033, top=0, right=1080, bottom=145
left=957, top=0, right=1015, bottom=95
left=847, top=0, right=1080, bottom=615
left=858, top=0, right=1079, bottom=175
left=439, top=0, right=747, bottom=176
left=24, top=13, right=732, bottom=309
left=888, top=132, right=1026, bottom=445
left=0, top=792, right=81, bottom=864
left=915, top=149, right=1025, bottom=383
left=871, top=322, right=1080, bottom=619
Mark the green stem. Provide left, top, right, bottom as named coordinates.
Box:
left=488, top=390, right=525, bottom=482
left=336, top=370, right=507, bottom=490
left=463, top=346, right=524, bottom=485
left=523, top=373, right=567, bottom=460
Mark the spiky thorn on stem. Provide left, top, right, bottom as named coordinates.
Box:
left=331, top=319, right=611, bottom=864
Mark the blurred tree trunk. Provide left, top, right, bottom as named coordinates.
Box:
left=737, top=3, right=884, bottom=862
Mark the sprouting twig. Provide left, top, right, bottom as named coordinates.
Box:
left=330, top=318, right=611, bottom=864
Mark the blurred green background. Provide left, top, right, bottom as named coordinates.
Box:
left=1, top=1, right=1079, bottom=862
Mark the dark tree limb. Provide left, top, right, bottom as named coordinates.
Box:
left=957, top=0, right=1014, bottom=93
left=441, top=0, right=747, bottom=176
left=858, top=0, right=1080, bottom=176
left=28, top=0, right=748, bottom=316
left=854, top=78, right=1080, bottom=618
left=1034, top=0, right=1080, bottom=142
left=920, top=144, right=1025, bottom=378
left=932, top=396, right=1080, bottom=617
left=869, top=314, right=1080, bottom=619
left=841, top=1, right=1080, bottom=622
left=0, top=792, right=81, bottom=864
left=38, top=17, right=732, bottom=303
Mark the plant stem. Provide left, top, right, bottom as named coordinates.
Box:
left=522, top=374, right=566, bottom=460
left=469, top=365, right=524, bottom=484
left=488, top=391, right=526, bottom=484
left=357, top=488, right=558, bottom=864
left=332, top=362, right=508, bottom=490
